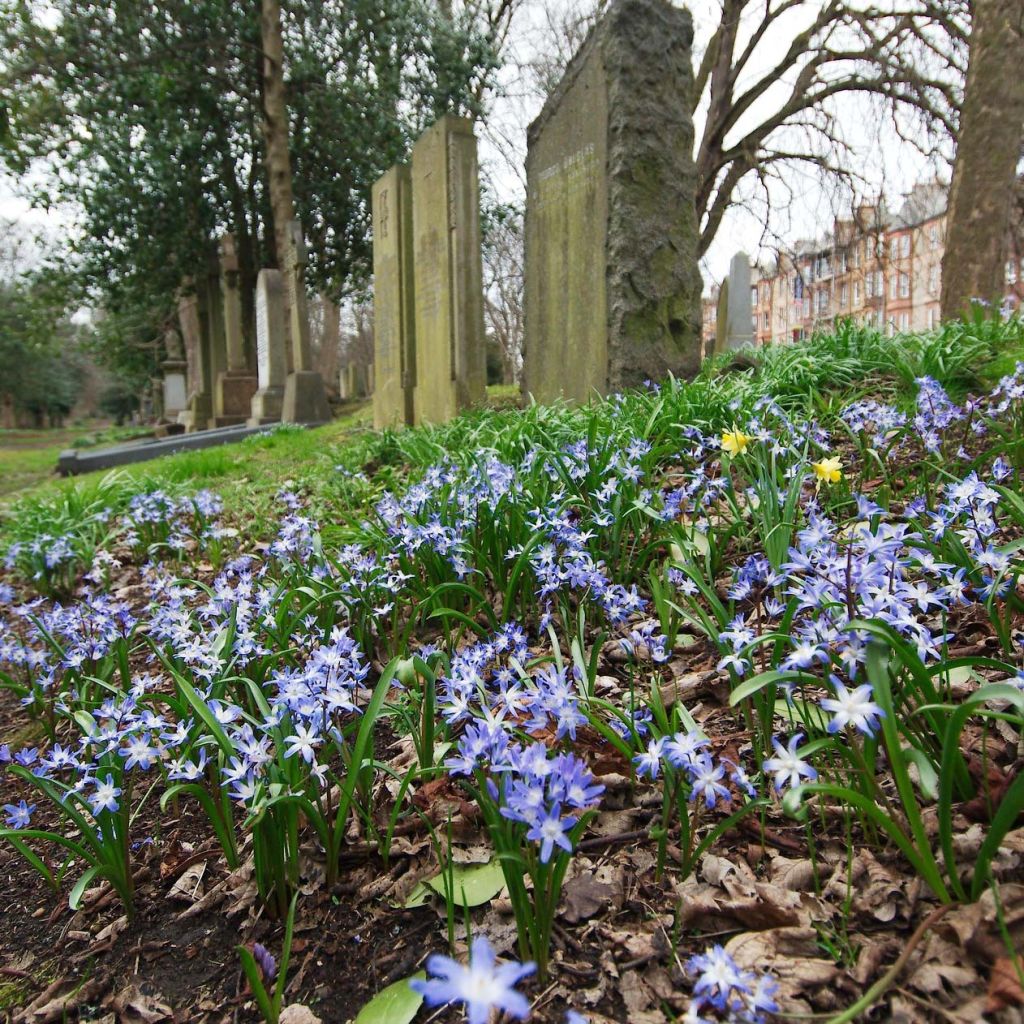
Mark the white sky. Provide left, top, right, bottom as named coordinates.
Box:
left=1, top=0, right=949, bottom=289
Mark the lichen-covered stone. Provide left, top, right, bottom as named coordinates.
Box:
left=523, top=0, right=702, bottom=403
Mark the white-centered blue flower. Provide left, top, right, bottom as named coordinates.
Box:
left=410, top=935, right=535, bottom=1024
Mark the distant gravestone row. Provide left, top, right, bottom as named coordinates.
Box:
left=164, top=0, right=706, bottom=435
left=370, top=0, right=702, bottom=428
left=169, top=221, right=332, bottom=434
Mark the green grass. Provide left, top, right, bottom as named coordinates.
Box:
left=2, top=317, right=1022, bottom=549
left=0, top=425, right=150, bottom=498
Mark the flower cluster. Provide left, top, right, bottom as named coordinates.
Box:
left=686, top=945, right=779, bottom=1023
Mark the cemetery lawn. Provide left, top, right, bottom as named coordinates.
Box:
left=0, top=426, right=151, bottom=499
left=1, top=322, right=1024, bottom=1024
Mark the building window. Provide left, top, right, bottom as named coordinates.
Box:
left=840, top=283, right=849, bottom=306
left=929, top=225, right=940, bottom=250
left=1007, top=260, right=1019, bottom=285
left=763, top=311, right=769, bottom=329
left=899, top=312, right=910, bottom=332
left=927, top=307, right=938, bottom=330
left=899, top=272, right=910, bottom=299
left=890, top=237, right=900, bottom=260
left=838, top=250, right=848, bottom=273
left=901, top=235, right=911, bottom=259
left=794, top=276, right=804, bottom=299
left=889, top=273, right=898, bottom=300
left=875, top=270, right=884, bottom=296
left=928, top=265, right=939, bottom=295
left=853, top=281, right=861, bottom=305
left=853, top=244, right=862, bottom=269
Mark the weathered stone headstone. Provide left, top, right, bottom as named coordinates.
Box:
left=523, top=0, right=701, bottom=403
left=410, top=115, right=486, bottom=425
left=248, top=270, right=288, bottom=425
left=178, top=282, right=212, bottom=432
left=281, top=220, right=332, bottom=425
left=724, top=251, right=754, bottom=350
left=215, top=234, right=258, bottom=425
left=345, top=363, right=370, bottom=399
left=161, top=327, right=188, bottom=421
left=204, top=258, right=228, bottom=416
left=372, top=164, right=415, bottom=428
left=713, top=280, right=729, bottom=357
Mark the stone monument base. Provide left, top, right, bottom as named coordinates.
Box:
left=214, top=371, right=258, bottom=427
left=247, top=385, right=285, bottom=426
left=282, top=371, right=331, bottom=426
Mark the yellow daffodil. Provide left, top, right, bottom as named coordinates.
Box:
left=811, top=456, right=843, bottom=485
left=721, top=428, right=752, bottom=457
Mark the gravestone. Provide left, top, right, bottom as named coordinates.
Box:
left=161, top=328, right=188, bottom=421
left=410, top=115, right=486, bottom=425
left=345, top=363, right=370, bottom=399
left=724, top=251, right=754, bottom=350
left=248, top=270, right=288, bottom=425
left=714, top=280, right=729, bottom=357
left=281, top=220, right=332, bottom=425
left=215, top=234, right=258, bottom=425
left=204, top=258, right=228, bottom=420
left=522, top=0, right=701, bottom=403
left=178, top=282, right=212, bottom=432
left=372, top=164, right=415, bottom=428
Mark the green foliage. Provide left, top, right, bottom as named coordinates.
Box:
left=0, top=0, right=499, bottom=378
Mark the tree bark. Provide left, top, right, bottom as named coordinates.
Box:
left=260, top=0, right=297, bottom=273
left=941, top=0, right=1024, bottom=319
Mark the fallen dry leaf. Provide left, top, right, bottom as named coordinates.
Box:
left=561, top=875, right=617, bottom=923
left=987, top=957, right=1024, bottom=1013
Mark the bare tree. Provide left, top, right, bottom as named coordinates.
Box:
left=941, top=0, right=1024, bottom=318
left=483, top=206, right=525, bottom=383
left=519, top=0, right=969, bottom=259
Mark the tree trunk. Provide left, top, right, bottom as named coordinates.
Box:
left=260, top=0, right=297, bottom=273
left=941, top=0, right=1024, bottom=319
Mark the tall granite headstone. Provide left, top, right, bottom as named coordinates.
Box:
left=724, top=251, right=754, bottom=350
left=214, top=233, right=258, bottom=425
left=523, top=0, right=702, bottom=403
left=410, top=115, right=486, bottom=425
left=372, top=164, right=416, bottom=428
left=248, top=270, right=288, bottom=425
left=281, top=220, right=332, bottom=425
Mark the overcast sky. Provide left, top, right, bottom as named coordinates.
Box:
left=1, top=0, right=948, bottom=286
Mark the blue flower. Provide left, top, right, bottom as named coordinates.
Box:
left=820, top=678, right=884, bottom=737
left=526, top=804, right=577, bottom=863
left=3, top=799, right=34, bottom=829
left=762, top=734, right=817, bottom=793
left=410, top=935, right=535, bottom=1024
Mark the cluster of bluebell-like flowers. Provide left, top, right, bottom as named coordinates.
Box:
left=685, top=945, right=780, bottom=1023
